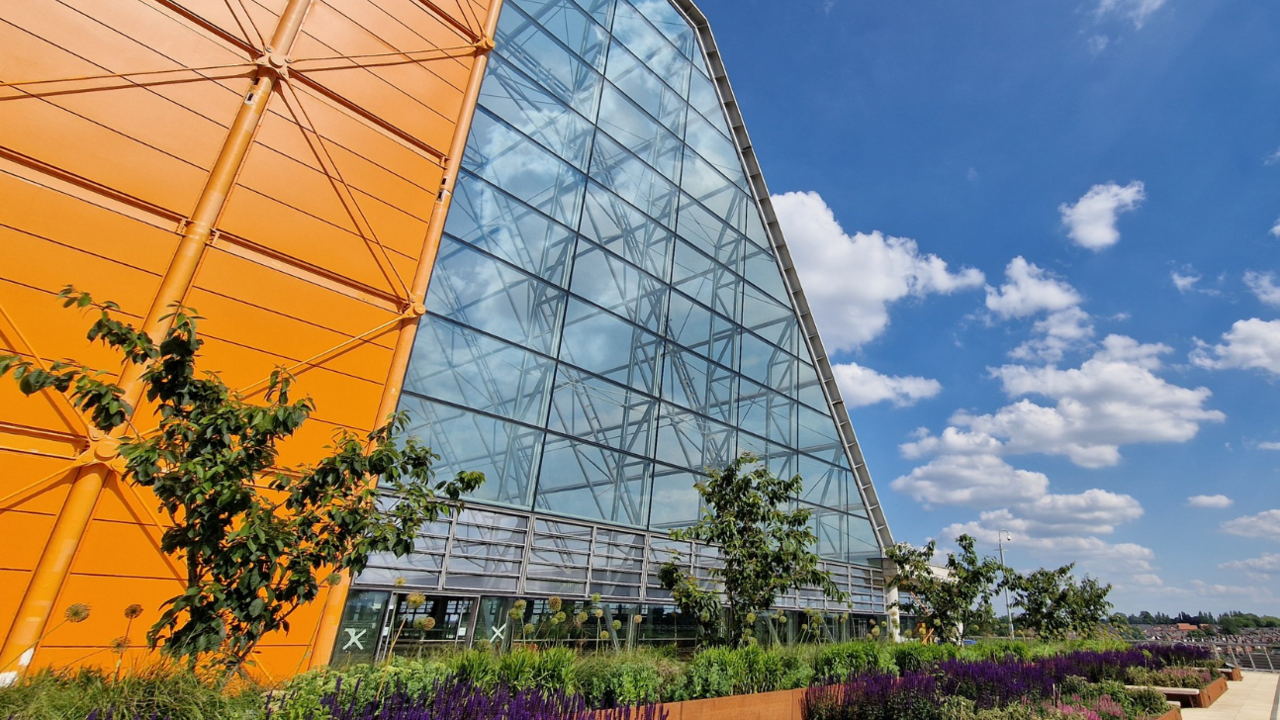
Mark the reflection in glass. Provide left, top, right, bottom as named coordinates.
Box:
left=426, top=236, right=565, bottom=354
left=406, top=316, right=555, bottom=425
left=536, top=435, right=652, bottom=525
left=398, top=397, right=544, bottom=509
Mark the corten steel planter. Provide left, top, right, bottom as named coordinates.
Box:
left=1152, top=707, right=1182, bottom=720
left=594, top=688, right=808, bottom=720
left=1219, top=665, right=1243, bottom=681
left=1192, top=676, right=1229, bottom=708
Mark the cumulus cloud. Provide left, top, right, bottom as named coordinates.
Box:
left=1011, top=307, right=1095, bottom=363
left=944, top=519, right=1158, bottom=577
left=1220, top=552, right=1280, bottom=578
left=831, top=362, right=942, bottom=408
left=920, top=336, right=1223, bottom=468
left=1095, top=0, right=1167, bottom=29
left=773, top=191, right=984, bottom=352
left=1221, top=509, right=1280, bottom=542
left=1187, top=494, right=1233, bottom=509
left=1192, top=319, right=1280, bottom=376
left=1059, top=181, right=1146, bottom=250
left=1268, top=147, right=1280, bottom=166
left=1244, top=271, right=1280, bottom=307
left=1272, top=219, right=1280, bottom=238
left=891, top=454, right=1049, bottom=508
left=986, top=257, right=1082, bottom=319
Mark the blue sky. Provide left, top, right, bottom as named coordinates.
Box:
left=696, top=0, right=1280, bottom=614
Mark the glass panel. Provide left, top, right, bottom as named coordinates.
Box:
left=605, top=42, right=686, bottom=134
left=742, top=242, right=789, bottom=304
left=798, top=455, right=846, bottom=509
left=479, top=55, right=595, bottom=169
left=569, top=0, right=613, bottom=25
left=547, top=366, right=657, bottom=455
left=398, top=397, right=544, bottom=508
left=661, top=344, right=735, bottom=423
left=464, top=110, right=587, bottom=227
left=677, top=193, right=742, bottom=273
left=579, top=181, right=673, bottom=278
left=627, top=0, right=697, bottom=57
left=570, top=240, right=667, bottom=332
left=610, top=1, right=692, bottom=95
left=558, top=298, right=663, bottom=393
left=738, top=378, right=794, bottom=447
left=670, top=239, right=738, bottom=319
left=405, top=316, right=554, bottom=425
left=509, top=0, right=611, bottom=68
left=796, top=359, right=828, bottom=410
left=426, top=236, right=565, bottom=354
left=499, top=2, right=608, bottom=87
left=331, top=590, right=389, bottom=666
left=653, top=402, right=735, bottom=470
left=535, top=435, right=652, bottom=526
left=743, top=204, right=771, bottom=249
left=683, top=110, right=745, bottom=188
left=589, top=133, right=679, bottom=228
left=446, top=173, right=576, bottom=285
left=648, top=465, right=703, bottom=530
left=686, top=70, right=721, bottom=122
left=798, top=403, right=846, bottom=464
left=742, top=285, right=794, bottom=342
left=665, top=291, right=737, bottom=369
left=597, top=84, right=683, bottom=182
left=680, top=171, right=750, bottom=235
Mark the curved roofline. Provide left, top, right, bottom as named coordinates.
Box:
left=669, top=0, right=896, bottom=554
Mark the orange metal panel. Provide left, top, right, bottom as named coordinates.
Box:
left=0, top=0, right=498, bottom=680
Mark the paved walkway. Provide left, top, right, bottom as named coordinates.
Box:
left=1181, top=672, right=1280, bottom=720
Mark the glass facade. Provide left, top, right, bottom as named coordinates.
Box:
left=349, top=0, right=886, bottom=638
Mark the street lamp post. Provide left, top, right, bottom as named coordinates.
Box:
left=998, top=530, right=1014, bottom=639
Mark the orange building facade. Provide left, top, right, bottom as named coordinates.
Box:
left=0, top=0, right=502, bottom=680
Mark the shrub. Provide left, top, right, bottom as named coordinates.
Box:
left=573, top=654, right=664, bottom=708
left=814, top=642, right=896, bottom=682
left=0, top=666, right=264, bottom=720
left=892, top=643, right=959, bottom=673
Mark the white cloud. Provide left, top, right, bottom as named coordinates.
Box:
left=1258, top=442, right=1280, bottom=451
left=1192, top=319, right=1280, bottom=376
left=1088, top=35, right=1111, bottom=54
left=966, top=336, right=1223, bottom=467
left=1272, top=219, right=1280, bottom=238
left=986, top=257, right=1083, bottom=319
left=1172, top=271, right=1200, bottom=293
left=904, top=337, right=1222, bottom=469
left=1220, top=552, right=1280, bottom=578
left=945, top=519, right=1157, bottom=576
left=1221, top=509, right=1280, bottom=542
left=773, top=191, right=984, bottom=352
left=1267, top=148, right=1280, bottom=166
left=1011, top=307, right=1095, bottom=363
left=891, top=454, right=1049, bottom=508
left=831, top=362, right=942, bottom=408
left=1244, top=271, right=1280, bottom=307
left=1059, top=181, right=1146, bottom=250
left=1186, top=494, right=1233, bottom=509
left=1095, top=0, right=1167, bottom=29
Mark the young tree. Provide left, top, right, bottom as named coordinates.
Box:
left=1007, top=564, right=1113, bottom=639
left=0, top=290, right=483, bottom=673
left=658, top=453, right=846, bottom=646
left=885, top=534, right=1006, bottom=645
